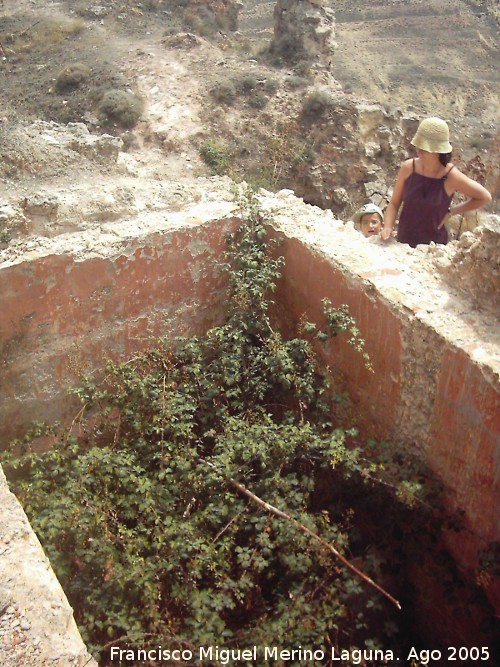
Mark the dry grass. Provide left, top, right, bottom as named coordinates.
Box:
left=1, top=17, right=85, bottom=55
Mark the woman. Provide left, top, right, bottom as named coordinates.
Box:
left=380, top=117, right=492, bottom=246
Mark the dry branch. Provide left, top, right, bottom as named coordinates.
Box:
left=229, top=476, right=401, bottom=610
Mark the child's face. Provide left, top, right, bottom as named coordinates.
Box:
left=360, top=213, right=382, bottom=237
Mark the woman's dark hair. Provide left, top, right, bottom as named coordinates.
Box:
left=439, top=151, right=452, bottom=166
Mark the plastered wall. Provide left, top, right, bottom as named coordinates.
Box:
left=0, top=466, right=98, bottom=666
left=260, top=190, right=499, bottom=617
left=0, top=211, right=237, bottom=442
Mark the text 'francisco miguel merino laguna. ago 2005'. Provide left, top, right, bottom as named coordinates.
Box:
left=109, top=644, right=492, bottom=664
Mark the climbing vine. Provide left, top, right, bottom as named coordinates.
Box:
left=5, top=188, right=435, bottom=665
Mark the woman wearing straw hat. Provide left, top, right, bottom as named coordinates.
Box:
left=380, top=117, right=491, bottom=246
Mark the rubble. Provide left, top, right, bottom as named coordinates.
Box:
left=432, top=216, right=500, bottom=310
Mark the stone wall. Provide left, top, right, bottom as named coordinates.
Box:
left=0, top=466, right=97, bottom=667
left=260, top=190, right=499, bottom=618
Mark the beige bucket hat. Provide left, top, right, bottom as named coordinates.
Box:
left=352, top=203, right=383, bottom=226
left=411, top=117, right=452, bottom=153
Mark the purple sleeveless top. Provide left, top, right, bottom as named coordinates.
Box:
left=397, top=159, right=454, bottom=247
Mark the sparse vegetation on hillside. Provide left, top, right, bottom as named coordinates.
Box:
left=98, top=89, right=144, bottom=129
left=0, top=0, right=497, bottom=213
left=0, top=8, right=138, bottom=128
left=210, top=78, right=237, bottom=105
left=302, top=89, right=336, bottom=118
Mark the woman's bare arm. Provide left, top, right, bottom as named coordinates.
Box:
left=448, top=169, right=492, bottom=215
left=438, top=168, right=492, bottom=228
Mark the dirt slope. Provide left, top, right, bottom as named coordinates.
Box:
left=331, top=0, right=499, bottom=127
left=0, top=0, right=498, bottom=243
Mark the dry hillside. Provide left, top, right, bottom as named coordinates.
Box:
left=331, top=0, right=499, bottom=125
left=0, top=0, right=498, bottom=245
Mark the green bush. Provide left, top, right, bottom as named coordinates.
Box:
left=200, top=140, right=232, bottom=175
left=294, top=60, right=312, bottom=77
left=4, top=189, right=444, bottom=665
left=287, top=75, right=308, bottom=90
left=233, top=73, right=258, bottom=94
left=262, top=77, right=279, bottom=95
left=98, top=89, right=144, bottom=129
left=55, top=63, right=90, bottom=92
left=0, top=229, right=12, bottom=245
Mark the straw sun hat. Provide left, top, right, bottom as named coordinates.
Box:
left=352, top=203, right=383, bottom=226
left=411, top=117, right=452, bottom=154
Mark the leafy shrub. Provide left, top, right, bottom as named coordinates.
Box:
left=0, top=229, right=12, bottom=245
left=200, top=139, right=233, bottom=175
left=4, top=189, right=444, bottom=664
left=294, top=60, right=312, bottom=77
left=262, top=77, right=279, bottom=95
left=302, top=89, right=335, bottom=117
left=98, top=89, right=144, bottom=129
left=55, top=63, right=90, bottom=92
left=210, top=79, right=236, bottom=105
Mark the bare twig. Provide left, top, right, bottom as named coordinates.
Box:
left=64, top=403, right=87, bottom=444
left=200, top=456, right=400, bottom=608
left=16, top=20, right=42, bottom=38
left=211, top=505, right=248, bottom=543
